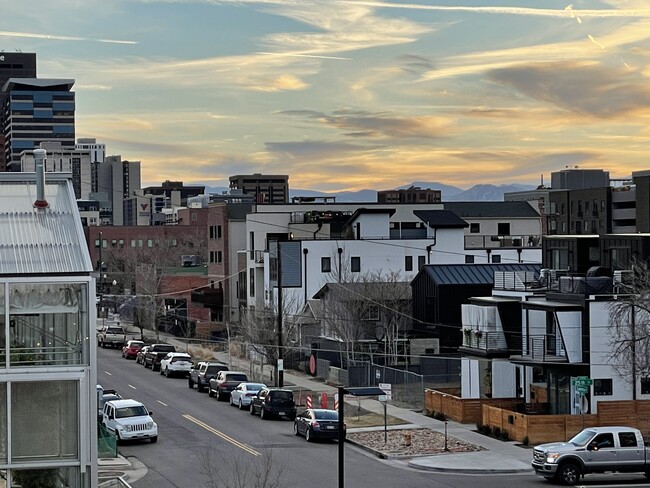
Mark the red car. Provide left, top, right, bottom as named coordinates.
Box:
left=122, top=340, right=144, bottom=359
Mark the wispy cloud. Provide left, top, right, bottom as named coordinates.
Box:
left=0, top=30, right=137, bottom=44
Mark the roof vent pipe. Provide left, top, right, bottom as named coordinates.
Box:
left=33, top=148, right=49, bottom=209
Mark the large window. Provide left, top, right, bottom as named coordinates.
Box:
left=7, top=283, right=89, bottom=367
left=351, top=257, right=361, bottom=273
left=11, top=381, right=79, bottom=461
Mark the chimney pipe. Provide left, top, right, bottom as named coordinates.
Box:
left=33, top=148, right=48, bottom=209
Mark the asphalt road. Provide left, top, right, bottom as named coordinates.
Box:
left=98, top=346, right=650, bottom=488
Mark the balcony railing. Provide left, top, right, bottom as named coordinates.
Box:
left=460, top=330, right=508, bottom=352
left=464, top=234, right=541, bottom=249
left=523, top=335, right=566, bottom=362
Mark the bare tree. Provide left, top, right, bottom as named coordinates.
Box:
left=608, top=259, right=650, bottom=386
left=235, top=293, right=302, bottom=384
left=318, top=267, right=411, bottom=366
left=200, top=446, right=285, bottom=488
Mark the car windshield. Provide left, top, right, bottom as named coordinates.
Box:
left=314, top=410, right=338, bottom=420
left=227, top=374, right=248, bottom=382
left=129, top=342, right=143, bottom=348
left=171, top=356, right=191, bottom=363
left=107, top=328, right=123, bottom=334
left=116, top=405, right=148, bottom=418
left=247, top=384, right=265, bottom=390
left=271, top=391, right=293, bottom=400
left=569, top=430, right=595, bottom=446
left=156, top=346, right=175, bottom=352
left=206, top=365, right=226, bottom=374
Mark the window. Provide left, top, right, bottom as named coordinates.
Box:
left=191, top=212, right=197, bottom=222
left=363, top=305, right=380, bottom=321
left=405, top=256, right=413, bottom=271
left=217, top=225, right=222, bottom=238
left=216, top=251, right=223, bottom=263
left=619, top=432, right=638, bottom=448
left=321, top=257, right=331, bottom=273
left=418, top=255, right=426, bottom=270
left=592, top=433, right=614, bottom=449
left=465, top=255, right=475, bottom=264
left=491, top=254, right=501, bottom=263
left=497, top=223, right=510, bottom=235
left=594, top=378, right=612, bottom=396
left=470, top=223, right=480, bottom=233
left=351, top=256, right=361, bottom=272
left=147, top=239, right=153, bottom=248
left=249, top=269, right=255, bottom=297
left=642, top=377, right=650, bottom=394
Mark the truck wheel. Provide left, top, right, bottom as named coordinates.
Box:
left=250, top=403, right=256, bottom=415
left=208, top=388, right=215, bottom=398
left=188, top=379, right=194, bottom=389
left=558, top=462, right=579, bottom=486
left=260, top=408, right=266, bottom=420
left=197, top=383, right=205, bottom=393
left=150, top=436, right=158, bottom=443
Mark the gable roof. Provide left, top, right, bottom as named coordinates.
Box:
left=0, top=173, right=93, bottom=274
left=443, top=201, right=540, bottom=218
left=313, top=281, right=411, bottom=300
left=416, top=263, right=540, bottom=286
left=413, top=210, right=468, bottom=228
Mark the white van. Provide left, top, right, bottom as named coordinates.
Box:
left=102, top=399, right=158, bottom=443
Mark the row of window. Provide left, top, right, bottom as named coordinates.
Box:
left=209, top=251, right=223, bottom=263
left=469, top=223, right=511, bottom=235
left=95, top=238, right=186, bottom=248
left=594, top=378, right=650, bottom=396
left=209, top=225, right=222, bottom=239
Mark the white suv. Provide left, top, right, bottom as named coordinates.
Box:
left=160, top=352, right=193, bottom=378
left=102, top=399, right=158, bottom=443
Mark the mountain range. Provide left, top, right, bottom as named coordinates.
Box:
left=202, top=182, right=537, bottom=202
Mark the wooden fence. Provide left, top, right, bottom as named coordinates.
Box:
left=424, top=389, right=518, bottom=424
left=482, top=400, right=650, bottom=444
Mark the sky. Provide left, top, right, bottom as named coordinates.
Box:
left=3, top=0, right=650, bottom=191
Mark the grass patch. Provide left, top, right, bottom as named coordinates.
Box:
left=344, top=405, right=406, bottom=429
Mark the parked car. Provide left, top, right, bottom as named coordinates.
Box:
left=159, top=352, right=193, bottom=378
left=532, top=426, right=650, bottom=485
left=294, top=409, right=345, bottom=442
left=102, top=399, right=157, bottom=443
left=209, top=371, right=249, bottom=401
left=249, top=388, right=297, bottom=420
left=143, top=344, right=177, bottom=371
left=229, top=382, right=266, bottom=409
left=122, top=340, right=144, bottom=359
left=136, top=345, right=150, bottom=365
left=96, top=385, right=123, bottom=423
left=98, top=325, right=126, bottom=349
left=189, top=361, right=229, bottom=392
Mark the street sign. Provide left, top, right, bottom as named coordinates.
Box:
left=378, top=383, right=392, bottom=401
left=576, top=386, right=589, bottom=395
left=277, top=359, right=284, bottom=371
left=572, top=376, right=593, bottom=388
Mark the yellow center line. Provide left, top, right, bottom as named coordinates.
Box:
left=183, top=414, right=260, bottom=456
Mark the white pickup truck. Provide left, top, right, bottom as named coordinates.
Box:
left=98, top=325, right=126, bottom=349
left=102, top=399, right=158, bottom=443
left=532, top=426, right=650, bottom=485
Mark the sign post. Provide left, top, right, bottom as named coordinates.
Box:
left=571, top=377, right=593, bottom=427
left=379, top=383, right=392, bottom=444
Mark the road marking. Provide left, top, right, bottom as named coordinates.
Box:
left=183, top=414, right=260, bottom=456
left=157, top=400, right=168, bottom=407
left=104, top=371, right=112, bottom=376
left=128, top=384, right=137, bottom=390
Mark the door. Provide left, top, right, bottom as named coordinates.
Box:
left=585, top=433, right=618, bottom=468
left=616, top=431, right=645, bottom=470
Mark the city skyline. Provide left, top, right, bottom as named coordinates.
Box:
left=3, top=0, right=650, bottom=190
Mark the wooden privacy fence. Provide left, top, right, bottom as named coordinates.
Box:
left=482, top=400, right=650, bottom=444
left=424, top=389, right=518, bottom=424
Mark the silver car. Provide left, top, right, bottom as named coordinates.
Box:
left=229, top=382, right=267, bottom=410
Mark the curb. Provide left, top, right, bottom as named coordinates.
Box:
left=406, top=461, right=533, bottom=474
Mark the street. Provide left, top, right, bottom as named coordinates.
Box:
left=98, top=346, right=650, bottom=488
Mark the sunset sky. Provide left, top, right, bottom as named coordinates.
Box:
left=4, top=0, right=650, bottom=190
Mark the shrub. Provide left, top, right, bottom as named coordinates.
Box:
left=433, top=411, right=447, bottom=421
left=499, top=430, right=510, bottom=441
left=476, top=422, right=484, bottom=434
left=493, top=427, right=501, bottom=438
left=522, top=436, right=530, bottom=446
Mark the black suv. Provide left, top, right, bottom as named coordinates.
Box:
left=143, top=344, right=176, bottom=371
left=189, top=361, right=228, bottom=392
left=250, top=388, right=296, bottom=420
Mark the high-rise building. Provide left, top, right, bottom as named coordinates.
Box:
left=102, top=155, right=141, bottom=225
left=0, top=53, right=37, bottom=171
left=229, top=173, right=289, bottom=204
left=2, top=78, right=75, bottom=170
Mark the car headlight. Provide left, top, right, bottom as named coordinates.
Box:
left=146, top=422, right=154, bottom=429
left=546, top=453, right=559, bottom=463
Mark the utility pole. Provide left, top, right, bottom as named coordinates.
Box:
left=277, top=241, right=284, bottom=388
left=98, top=231, right=104, bottom=323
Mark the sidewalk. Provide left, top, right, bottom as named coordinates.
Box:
left=118, top=326, right=533, bottom=475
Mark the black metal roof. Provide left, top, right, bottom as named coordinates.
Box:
left=416, top=263, right=541, bottom=286
left=413, top=210, right=468, bottom=228
left=443, top=201, right=540, bottom=218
